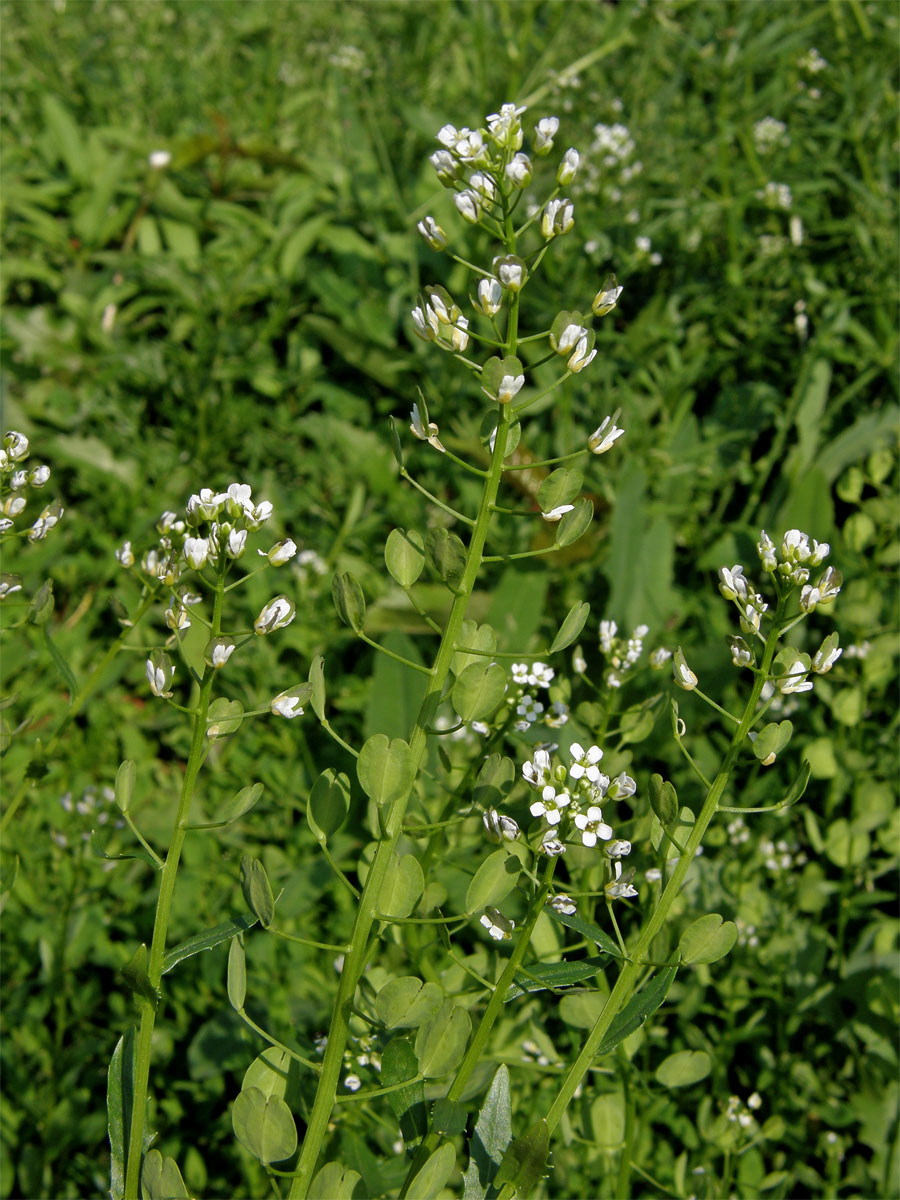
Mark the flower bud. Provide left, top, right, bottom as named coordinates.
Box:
left=673, top=646, right=698, bottom=690
left=474, top=277, right=503, bottom=317
left=184, top=536, right=210, bottom=570
left=547, top=893, right=576, bottom=915
left=492, top=255, right=527, bottom=292
left=146, top=650, right=175, bottom=698
left=505, top=152, right=532, bottom=187
left=480, top=906, right=514, bottom=940
left=226, top=527, right=248, bottom=559
left=205, top=637, right=236, bottom=668
left=29, top=465, right=50, bottom=488
left=416, top=216, right=448, bottom=251
left=566, top=331, right=596, bottom=373
left=541, top=197, right=574, bottom=239
left=557, top=147, right=580, bottom=185
left=3, top=431, right=29, bottom=461
left=454, top=189, right=481, bottom=223
left=482, top=808, right=519, bottom=843
left=429, top=149, right=461, bottom=185
left=588, top=414, right=625, bottom=454
left=533, top=116, right=559, bottom=155
left=264, top=538, right=298, bottom=566
left=271, top=687, right=307, bottom=718
left=592, top=275, right=623, bottom=316
left=0, top=574, right=23, bottom=598
left=411, top=303, right=439, bottom=342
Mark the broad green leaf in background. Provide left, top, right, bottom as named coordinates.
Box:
left=405, top=1143, right=457, bottom=1200
left=679, top=914, right=737, bottom=965
left=356, top=734, right=413, bottom=807
left=306, top=769, right=351, bottom=842
left=385, top=528, right=426, bottom=587
left=231, top=1087, right=297, bottom=1164
left=656, top=1049, right=711, bottom=1088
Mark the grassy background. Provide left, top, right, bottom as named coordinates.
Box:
left=1, top=2, right=897, bottom=1197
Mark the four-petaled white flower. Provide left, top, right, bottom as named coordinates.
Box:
left=146, top=651, right=174, bottom=698
left=542, top=504, right=574, bottom=522
left=530, top=784, right=571, bottom=826
left=271, top=688, right=306, bottom=718
left=533, top=116, right=559, bottom=154
left=566, top=333, right=596, bottom=373
left=568, top=743, right=604, bottom=783
left=557, top=148, right=580, bottom=185
left=522, top=748, right=553, bottom=788
left=409, top=403, right=445, bottom=453
left=574, top=805, right=613, bottom=848
left=673, top=646, right=698, bottom=691
left=254, top=596, right=295, bottom=635
left=480, top=906, right=514, bottom=940
left=588, top=415, right=625, bottom=454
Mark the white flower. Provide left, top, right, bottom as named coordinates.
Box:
left=608, top=772, right=636, bottom=799
left=3, top=431, right=29, bottom=460
left=254, top=595, right=295, bottom=635
left=673, top=647, right=698, bottom=691
left=148, top=149, right=171, bottom=169
left=547, top=893, right=576, bottom=915
left=568, top=743, right=604, bottom=783
left=226, top=528, right=248, bottom=559
left=454, top=189, right=481, bottom=223
left=28, top=501, right=63, bottom=541
left=480, top=906, right=514, bottom=940
left=606, top=861, right=638, bottom=898
left=574, top=805, right=613, bottom=848
left=540, top=832, right=566, bottom=857
left=146, top=651, right=174, bottom=698
left=492, top=255, right=526, bottom=291
left=475, top=277, right=503, bottom=316
left=411, top=304, right=439, bottom=341
left=446, top=315, right=469, bottom=352
left=588, top=415, right=625, bottom=454
left=592, top=281, right=623, bottom=317
left=649, top=647, right=672, bottom=668
left=2, top=496, right=25, bottom=517
left=184, top=536, right=210, bottom=570
left=429, top=149, right=459, bottom=184
left=497, top=373, right=524, bottom=403
left=553, top=323, right=587, bottom=355
left=246, top=500, right=273, bottom=530
left=116, top=541, right=134, bottom=568
left=487, top=103, right=526, bottom=150
left=409, top=403, right=445, bottom=452
left=718, top=564, right=749, bottom=601
left=28, top=464, right=49, bottom=488
left=533, top=116, right=559, bottom=154
left=530, top=785, right=571, bottom=826
left=522, top=748, right=553, bottom=788
left=417, top=216, right=447, bottom=251
left=271, top=688, right=306, bottom=718
left=186, top=488, right=221, bottom=522
left=223, top=482, right=253, bottom=515
left=261, top=538, right=297, bottom=566
left=344, top=1074, right=361, bottom=1092
left=453, top=128, right=485, bottom=162
left=606, top=839, right=632, bottom=858
left=812, top=636, right=842, bottom=674
left=483, top=808, right=519, bottom=843
left=505, top=153, right=532, bottom=187
left=542, top=504, right=575, bottom=523
left=9, top=470, right=27, bottom=491
left=468, top=171, right=496, bottom=202
left=206, top=637, right=236, bottom=669
left=566, top=333, right=596, bottom=373
left=165, top=601, right=191, bottom=631
left=541, top=197, right=574, bottom=239
left=557, top=148, right=580, bottom=185
left=0, top=574, right=22, bottom=597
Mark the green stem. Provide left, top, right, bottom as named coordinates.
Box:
left=288, top=397, right=515, bottom=1200
left=494, top=610, right=785, bottom=1200
left=398, top=855, right=557, bottom=1197
left=123, top=575, right=225, bottom=1200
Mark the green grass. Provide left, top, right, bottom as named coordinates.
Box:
left=1, top=2, right=897, bottom=1198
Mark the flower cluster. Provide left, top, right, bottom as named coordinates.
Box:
left=725, top=1092, right=763, bottom=1129
left=53, top=784, right=121, bottom=850
left=509, top=660, right=567, bottom=730
left=0, top=430, right=62, bottom=544
left=515, top=744, right=637, bottom=898
left=596, top=619, right=657, bottom=689
left=753, top=116, right=790, bottom=154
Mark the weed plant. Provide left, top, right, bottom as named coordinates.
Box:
left=1, top=3, right=897, bottom=1199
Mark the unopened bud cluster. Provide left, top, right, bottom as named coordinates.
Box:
left=0, top=430, right=62, bottom=543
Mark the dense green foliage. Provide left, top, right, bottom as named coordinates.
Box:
left=1, top=2, right=897, bottom=1198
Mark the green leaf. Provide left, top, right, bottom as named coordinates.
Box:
left=356, top=734, right=413, bottom=807
left=781, top=759, right=811, bottom=809
left=415, top=1002, right=471, bottom=1078
left=493, top=1119, right=550, bottom=1194
left=379, top=854, right=425, bottom=918
left=426, top=527, right=467, bottom=589
left=242, top=1048, right=303, bottom=1108
left=120, top=944, right=159, bottom=1007
left=554, top=497, right=593, bottom=548
left=619, top=695, right=661, bottom=744
left=42, top=94, right=87, bottom=181
left=472, top=754, right=515, bottom=812
left=161, top=915, right=257, bottom=976
left=505, top=955, right=609, bottom=1001
left=364, top=631, right=428, bottom=740
left=375, top=977, right=444, bottom=1030
left=405, top=1143, right=457, bottom=1200
left=307, top=768, right=351, bottom=842
left=596, top=965, right=678, bottom=1056
left=538, top=467, right=583, bottom=513
left=227, top=937, right=247, bottom=1010
left=549, top=601, right=590, bottom=653
left=452, top=661, right=507, bottom=722
left=433, top=1098, right=468, bottom=1136
left=451, top=620, right=498, bottom=676
left=465, top=849, right=521, bottom=913
left=90, top=827, right=159, bottom=870
left=107, top=1029, right=136, bottom=1200
left=231, top=1087, right=297, bottom=1164
left=545, top=907, right=624, bottom=959
left=751, top=720, right=793, bottom=762
left=679, top=914, right=737, bottom=965
left=332, top=571, right=366, bottom=632
left=466, top=1064, right=512, bottom=1197
left=649, top=774, right=678, bottom=824
left=309, top=655, right=326, bottom=720
left=241, top=856, right=275, bottom=928
left=188, top=782, right=265, bottom=830
left=206, top=697, right=244, bottom=740
left=280, top=214, right=331, bottom=278
left=114, top=760, right=137, bottom=814
left=140, top=1150, right=189, bottom=1200
left=309, top=1162, right=362, bottom=1200
left=656, top=1050, right=711, bottom=1088
left=385, top=528, right=426, bottom=587
left=381, top=1037, right=426, bottom=1146
left=42, top=625, right=77, bottom=695
left=389, top=416, right=404, bottom=469
left=824, top=818, right=870, bottom=867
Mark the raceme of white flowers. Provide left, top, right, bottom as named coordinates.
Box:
left=117, top=484, right=307, bottom=712
left=0, top=430, right=62, bottom=543
left=412, top=102, right=626, bottom=459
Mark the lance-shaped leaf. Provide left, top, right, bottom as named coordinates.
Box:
left=596, top=965, right=678, bottom=1056
left=505, top=955, right=609, bottom=1001
left=544, top=906, right=623, bottom=958
left=307, top=768, right=351, bottom=842
left=406, top=1143, right=457, bottom=1200
left=332, top=571, right=366, bottom=632
left=308, top=655, right=326, bottom=720
left=463, top=1064, right=512, bottom=1198
left=115, top=760, right=136, bottom=813
left=549, top=601, right=590, bottom=653
left=781, top=759, right=811, bottom=809
left=108, top=1028, right=148, bottom=1200
left=554, top=497, right=593, bottom=547
left=227, top=936, right=247, bottom=1010
left=241, top=855, right=274, bottom=928
left=385, top=528, right=426, bottom=587
left=232, top=1087, right=297, bottom=1164
left=453, top=661, right=507, bottom=722
left=679, top=913, right=737, bottom=965
left=162, top=914, right=257, bottom=975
